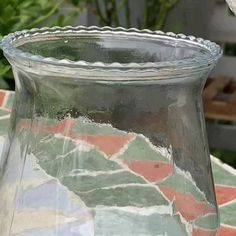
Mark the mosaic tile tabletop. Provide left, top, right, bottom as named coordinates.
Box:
left=0, top=90, right=235, bottom=236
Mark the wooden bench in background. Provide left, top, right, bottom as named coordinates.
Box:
left=203, top=76, right=236, bottom=151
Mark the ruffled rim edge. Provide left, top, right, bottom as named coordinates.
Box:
left=1, top=26, right=222, bottom=71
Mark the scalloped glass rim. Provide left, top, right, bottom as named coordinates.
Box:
left=1, top=26, right=222, bottom=71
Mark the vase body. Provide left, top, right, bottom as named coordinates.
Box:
left=0, top=27, right=221, bottom=236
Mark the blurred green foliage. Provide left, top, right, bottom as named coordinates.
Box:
left=0, top=0, right=179, bottom=90
left=0, top=0, right=84, bottom=89
left=87, top=0, right=178, bottom=29
left=224, top=42, right=236, bottom=56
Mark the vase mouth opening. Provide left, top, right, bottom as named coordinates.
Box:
left=1, top=26, right=222, bottom=77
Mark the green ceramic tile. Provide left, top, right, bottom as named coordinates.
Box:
left=74, top=117, right=126, bottom=136
left=95, top=210, right=188, bottom=236
left=159, top=173, right=205, bottom=202
left=219, top=202, right=236, bottom=226
left=0, top=119, right=10, bottom=136
left=212, top=161, right=236, bottom=187
left=78, top=185, right=169, bottom=208
left=61, top=171, right=145, bottom=192
left=118, top=135, right=170, bottom=163
left=194, top=213, right=218, bottom=230
left=5, top=92, right=14, bottom=109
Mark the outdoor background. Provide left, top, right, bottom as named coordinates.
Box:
left=1, top=0, right=236, bottom=167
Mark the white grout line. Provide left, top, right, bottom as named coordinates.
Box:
left=77, top=183, right=172, bottom=194
left=216, top=183, right=236, bottom=188
left=219, top=198, right=236, bottom=208
left=192, top=225, right=218, bottom=233
left=93, top=205, right=173, bottom=216
left=220, top=223, right=236, bottom=229
left=0, top=114, right=11, bottom=120
left=68, top=169, right=127, bottom=177
left=211, top=155, right=236, bottom=176
left=111, top=156, right=171, bottom=203
left=110, top=134, right=136, bottom=160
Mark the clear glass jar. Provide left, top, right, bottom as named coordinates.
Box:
left=0, top=26, right=221, bottom=236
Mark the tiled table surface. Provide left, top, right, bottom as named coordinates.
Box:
left=0, top=90, right=236, bottom=236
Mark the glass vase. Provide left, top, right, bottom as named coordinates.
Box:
left=0, top=26, right=221, bottom=236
